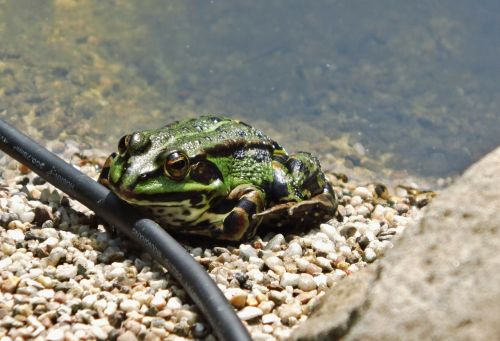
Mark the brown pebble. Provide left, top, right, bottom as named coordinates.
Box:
left=1, top=275, right=21, bottom=293
left=334, top=261, right=350, bottom=271
left=34, top=206, right=53, bottom=225
left=18, top=163, right=31, bottom=174
left=54, top=291, right=66, bottom=303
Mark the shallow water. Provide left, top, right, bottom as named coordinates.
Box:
left=0, top=0, right=499, bottom=181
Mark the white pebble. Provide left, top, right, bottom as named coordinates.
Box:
left=315, top=257, right=333, bottom=271
left=19, top=211, right=35, bottom=223
left=239, top=244, right=257, bottom=260
left=247, top=269, right=264, bottom=282
left=10, top=201, right=26, bottom=216
left=106, top=267, right=126, bottom=280
left=46, top=328, right=65, bottom=341
left=237, top=306, right=263, bottom=321
left=94, top=299, right=108, bottom=311
left=298, top=274, right=317, bottom=291
left=0, top=257, right=13, bottom=271
left=353, top=186, right=372, bottom=200
left=56, top=264, right=77, bottom=280
left=265, top=256, right=285, bottom=274
left=311, top=239, right=335, bottom=254
left=280, top=273, right=300, bottom=287
left=6, top=229, right=25, bottom=242
left=39, top=237, right=59, bottom=250
left=284, top=242, right=303, bottom=258
left=151, top=294, right=167, bottom=309
left=295, top=258, right=310, bottom=272
left=320, top=223, right=337, bottom=241
left=82, top=294, right=98, bottom=308
left=37, top=289, right=55, bottom=299
left=91, top=326, right=108, bottom=340
left=371, top=205, right=385, bottom=221
left=278, top=302, right=302, bottom=321
left=339, top=245, right=352, bottom=256
left=262, top=313, right=280, bottom=324
left=132, top=291, right=152, bottom=305
left=120, top=299, right=140, bottom=312
left=104, top=301, right=117, bottom=316
left=313, top=274, right=328, bottom=289
left=166, top=297, right=183, bottom=310
left=364, top=248, right=377, bottom=263
left=350, top=195, right=363, bottom=206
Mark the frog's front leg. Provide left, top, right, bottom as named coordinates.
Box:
left=219, top=185, right=265, bottom=241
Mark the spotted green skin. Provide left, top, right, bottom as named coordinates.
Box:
left=99, top=116, right=336, bottom=241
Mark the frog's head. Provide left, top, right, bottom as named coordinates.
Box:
left=99, top=130, right=228, bottom=209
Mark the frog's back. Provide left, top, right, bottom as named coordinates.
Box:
left=155, top=116, right=277, bottom=158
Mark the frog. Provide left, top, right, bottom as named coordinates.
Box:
left=98, top=116, right=337, bottom=241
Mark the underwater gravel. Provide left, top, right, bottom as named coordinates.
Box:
left=0, top=141, right=432, bottom=341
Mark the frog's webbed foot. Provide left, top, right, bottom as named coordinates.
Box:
left=265, top=151, right=337, bottom=229
left=216, top=185, right=265, bottom=241
left=256, top=191, right=336, bottom=228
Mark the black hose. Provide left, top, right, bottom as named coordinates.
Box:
left=0, top=118, right=251, bottom=341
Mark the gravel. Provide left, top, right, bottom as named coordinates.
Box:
left=0, top=148, right=431, bottom=340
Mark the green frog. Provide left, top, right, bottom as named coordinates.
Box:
left=98, top=116, right=336, bottom=241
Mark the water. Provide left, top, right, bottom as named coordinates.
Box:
left=1, top=0, right=499, bottom=181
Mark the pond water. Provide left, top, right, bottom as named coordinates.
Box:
left=1, top=0, right=499, bottom=182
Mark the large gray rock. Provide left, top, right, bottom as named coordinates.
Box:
left=292, top=146, right=500, bottom=340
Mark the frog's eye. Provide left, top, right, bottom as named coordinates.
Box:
left=118, top=135, right=131, bottom=155
left=164, top=151, right=190, bottom=180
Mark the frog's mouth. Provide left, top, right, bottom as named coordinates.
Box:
left=112, top=186, right=211, bottom=209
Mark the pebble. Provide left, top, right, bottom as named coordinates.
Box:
left=46, top=328, right=65, bottom=341
left=55, top=264, right=77, bottom=280
left=166, top=297, right=183, bottom=310
left=120, top=299, right=140, bottom=312
left=298, top=274, right=317, bottom=291
left=280, top=272, right=300, bottom=287
left=37, top=289, right=55, bottom=299
left=151, top=294, right=167, bottom=310
left=225, top=288, right=248, bottom=309
left=264, top=234, right=285, bottom=251
left=353, top=186, right=372, bottom=200
left=237, top=306, right=263, bottom=321
left=313, top=274, right=328, bottom=289
left=262, top=313, right=280, bottom=324
left=311, top=238, right=335, bottom=254
left=20, top=210, right=35, bottom=223
left=364, top=247, right=377, bottom=262
left=6, top=228, right=25, bottom=242
left=278, top=302, right=302, bottom=323
left=240, top=244, right=257, bottom=260
left=284, top=242, right=303, bottom=257
left=91, top=325, right=108, bottom=340
left=0, top=257, right=13, bottom=270
left=315, top=257, right=333, bottom=271
left=82, top=294, right=98, bottom=308
left=264, top=256, right=286, bottom=275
